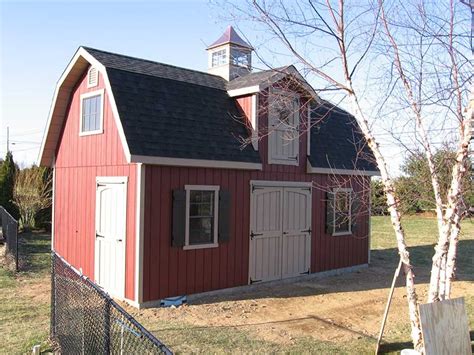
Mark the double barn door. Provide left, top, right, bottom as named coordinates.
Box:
left=249, top=184, right=312, bottom=283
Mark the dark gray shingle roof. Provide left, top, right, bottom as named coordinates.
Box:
left=309, top=101, right=378, bottom=172
left=84, top=47, right=260, bottom=164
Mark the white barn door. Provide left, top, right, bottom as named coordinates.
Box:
left=249, top=184, right=311, bottom=284
left=282, top=188, right=311, bottom=278
left=249, top=187, right=283, bottom=283
left=95, top=177, right=127, bottom=298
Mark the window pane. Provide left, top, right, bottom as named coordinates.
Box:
left=81, top=95, right=102, bottom=132
left=188, top=190, right=215, bottom=245
left=189, top=217, right=214, bottom=245
left=334, top=191, right=350, bottom=233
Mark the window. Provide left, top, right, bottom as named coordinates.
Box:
left=230, top=48, right=250, bottom=67
left=211, top=49, right=227, bottom=67
left=79, top=90, right=104, bottom=136
left=268, top=91, right=300, bottom=165
left=332, top=189, right=352, bottom=236
left=185, top=185, right=219, bottom=249
left=87, top=67, right=98, bottom=88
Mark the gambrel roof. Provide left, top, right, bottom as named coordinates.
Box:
left=39, top=46, right=378, bottom=175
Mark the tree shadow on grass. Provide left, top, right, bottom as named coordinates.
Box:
left=17, top=231, right=51, bottom=274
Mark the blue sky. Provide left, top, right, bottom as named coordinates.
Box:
left=1, top=0, right=257, bottom=165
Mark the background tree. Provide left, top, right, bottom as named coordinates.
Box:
left=0, top=151, right=20, bottom=219
left=13, top=166, right=52, bottom=231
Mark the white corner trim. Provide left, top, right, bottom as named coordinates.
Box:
left=135, top=164, right=145, bottom=304
left=307, top=102, right=311, bottom=157
left=251, top=94, right=258, bottom=151
left=227, top=85, right=260, bottom=97
left=51, top=157, right=56, bottom=251
left=130, top=155, right=262, bottom=170
left=79, top=89, right=105, bottom=136
left=39, top=47, right=132, bottom=166
left=307, top=160, right=380, bottom=176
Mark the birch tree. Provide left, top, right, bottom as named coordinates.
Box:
left=221, top=0, right=472, bottom=351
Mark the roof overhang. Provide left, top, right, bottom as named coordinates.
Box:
left=227, top=66, right=318, bottom=100
left=38, top=47, right=131, bottom=167
left=306, top=160, right=380, bottom=177
left=130, top=155, right=262, bottom=170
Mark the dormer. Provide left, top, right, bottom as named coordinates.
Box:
left=207, top=26, right=253, bottom=81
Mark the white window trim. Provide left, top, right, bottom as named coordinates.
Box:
left=87, top=66, right=98, bottom=88
left=332, top=188, right=352, bottom=237
left=79, top=89, right=105, bottom=136
left=183, top=185, right=220, bottom=250
left=268, top=89, right=300, bottom=166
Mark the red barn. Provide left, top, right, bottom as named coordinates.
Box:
left=39, top=27, right=379, bottom=308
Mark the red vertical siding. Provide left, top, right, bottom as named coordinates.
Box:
left=54, top=68, right=137, bottom=301
left=142, top=164, right=371, bottom=301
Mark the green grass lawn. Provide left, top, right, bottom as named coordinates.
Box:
left=0, top=231, right=51, bottom=354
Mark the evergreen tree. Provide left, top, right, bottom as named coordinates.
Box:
left=0, top=151, right=19, bottom=219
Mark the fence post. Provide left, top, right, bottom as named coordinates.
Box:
left=50, top=252, right=56, bottom=341
left=104, top=298, right=111, bottom=354
left=14, top=220, right=18, bottom=272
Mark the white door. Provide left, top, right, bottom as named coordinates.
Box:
left=249, top=187, right=283, bottom=283
left=249, top=184, right=311, bottom=283
left=95, top=177, right=127, bottom=298
left=282, top=188, right=312, bottom=278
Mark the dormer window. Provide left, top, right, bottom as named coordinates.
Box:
left=211, top=49, right=227, bottom=67
left=230, top=48, right=250, bottom=68
left=268, top=91, right=300, bottom=165
left=87, top=67, right=98, bottom=88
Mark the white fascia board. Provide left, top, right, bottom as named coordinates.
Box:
left=130, top=155, right=262, bottom=170
left=307, top=159, right=380, bottom=176
left=38, top=47, right=131, bottom=166
left=227, top=85, right=260, bottom=97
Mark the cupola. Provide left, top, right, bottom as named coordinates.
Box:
left=206, top=26, right=253, bottom=81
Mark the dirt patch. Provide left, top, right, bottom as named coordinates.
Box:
left=126, top=258, right=473, bottom=349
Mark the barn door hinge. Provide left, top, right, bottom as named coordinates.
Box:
left=288, top=155, right=298, bottom=160
left=250, top=278, right=262, bottom=284
left=250, top=231, right=263, bottom=240
left=301, top=228, right=312, bottom=234
left=300, top=269, right=310, bottom=275
left=97, top=183, right=107, bottom=187
left=252, top=185, right=265, bottom=193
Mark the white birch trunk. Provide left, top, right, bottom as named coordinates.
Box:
left=346, top=90, right=424, bottom=351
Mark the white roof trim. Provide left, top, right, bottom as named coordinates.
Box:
left=227, top=85, right=260, bottom=97
left=227, top=66, right=318, bottom=100
left=38, top=47, right=131, bottom=166
left=130, top=155, right=262, bottom=170
left=307, top=165, right=380, bottom=176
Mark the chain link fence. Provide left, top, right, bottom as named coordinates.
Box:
left=0, top=206, right=19, bottom=271
left=51, top=252, right=172, bottom=354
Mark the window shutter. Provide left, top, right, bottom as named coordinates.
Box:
left=351, top=192, right=360, bottom=233
left=325, top=191, right=335, bottom=234
left=172, top=190, right=186, bottom=247
left=218, top=190, right=231, bottom=242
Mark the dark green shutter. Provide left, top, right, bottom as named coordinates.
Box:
left=351, top=191, right=360, bottom=234
left=218, top=190, right=231, bottom=242
left=325, top=191, right=335, bottom=234
left=172, top=190, right=186, bottom=247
